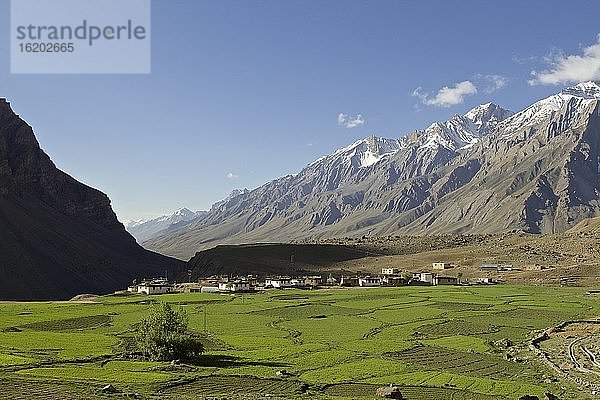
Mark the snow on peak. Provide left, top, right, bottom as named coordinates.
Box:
left=464, top=102, right=494, bottom=119
left=173, top=207, right=195, bottom=217
left=464, top=103, right=513, bottom=135
left=419, top=117, right=477, bottom=151
left=561, top=81, right=600, bottom=99
left=229, top=188, right=249, bottom=197
left=498, top=82, right=600, bottom=137
left=125, top=207, right=206, bottom=242
left=152, top=208, right=201, bottom=223
left=332, top=135, right=401, bottom=168
left=415, top=103, right=511, bottom=152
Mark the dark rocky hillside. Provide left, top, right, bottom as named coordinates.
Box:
left=184, top=243, right=376, bottom=279
left=0, top=99, right=184, bottom=300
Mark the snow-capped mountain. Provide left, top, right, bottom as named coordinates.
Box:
left=409, top=102, right=513, bottom=151
left=497, top=82, right=600, bottom=140
left=210, top=189, right=250, bottom=213
left=327, top=136, right=402, bottom=168
left=145, top=82, right=600, bottom=260
left=126, top=208, right=206, bottom=243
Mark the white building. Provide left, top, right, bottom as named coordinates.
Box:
left=137, top=279, right=173, bottom=295
left=432, top=262, right=452, bottom=270
left=411, top=272, right=434, bottom=284
left=290, top=278, right=304, bottom=287
left=218, top=281, right=250, bottom=292
left=358, top=276, right=381, bottom=287
left=381, top=268, right=400, bottom=275
left=265, top=277, right=292, bottom=288
left=326, top=276, right=338, bottom=285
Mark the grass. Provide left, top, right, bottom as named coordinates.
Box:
left=421, top=335, right=491, bottom=353
left=416, top=319, right=498, bottom=338
left=0, top=285, right=597, bottom=399
left=0, top=331, right=118, bottom=359
left=16, top=364, right=173, bottom=384
left=17, top=315, right=111, bottom=332
left=158, top=375, right=308, bottom=399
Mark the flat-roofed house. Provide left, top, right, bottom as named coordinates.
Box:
left=340, top=276, right=359, bottom=287
left=137, top=278, right=173, bottom=295
left=432, top=262, right=452, bottom=270
left=358, top=276, right=381, bottom=287
left=411, top=272, right=434, bottom=285
left=381, top=268, right=400, bottom=275
left=265, top=277, right=292, bottom=289
left=218, top=280, right=250, bottom=292
left=304, top=276, right=323, bottom=287
left=434, top=276, right=458, bottom=285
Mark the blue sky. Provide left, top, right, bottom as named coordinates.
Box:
left=1, top=0, right=600, bottom=221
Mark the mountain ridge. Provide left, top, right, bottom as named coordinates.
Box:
left=126, top=207, right=207, bottom=243
left=145, top=83, right=600, bottom=260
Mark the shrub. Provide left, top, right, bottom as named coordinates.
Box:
left=135, top=302, right=204, bottom=362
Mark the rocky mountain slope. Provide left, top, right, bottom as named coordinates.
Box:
left=145, top=83, right=600, bottom=260
left=126, top=208, right=206, bottom=243
left=0, top=99, right=184, bottom=300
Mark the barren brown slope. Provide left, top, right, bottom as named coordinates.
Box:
left=0, top=99, right=185, bottom=300
left=352, top=231, right=599, bottom=286
left=567, top=216, right=600, bottom=233
left=181, top=232, right=599, bottom=286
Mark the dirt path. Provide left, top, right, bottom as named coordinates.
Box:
left=530, top=319, right=600, bottom=393
left=569, top=337, right=584, bottom=370
left=582, top=347, right=597, bottom=365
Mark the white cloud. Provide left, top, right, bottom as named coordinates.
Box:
left=512, top=54, right=541, bottom=65
left=478, top=74, right=508, bottom=93
left=226, top=172, right=238, bottom=179
left=337, top=112, right=365, bottom=128
left=529, top=35, right=600, bottom=85
left=412, top=81, right=478, bottom=107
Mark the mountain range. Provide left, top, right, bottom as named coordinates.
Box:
left=0, top=99, right=184, bottom=299
left=144, top=82, right=600, bottom=260
left=126, top=208, right=207, bottom=243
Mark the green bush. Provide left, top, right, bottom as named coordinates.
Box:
left=135, top=302, right=204, bottom=362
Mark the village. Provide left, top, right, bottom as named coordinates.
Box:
left=125, top=262, right=510, bottom=295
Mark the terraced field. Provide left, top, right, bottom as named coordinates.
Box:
left=386, top=346, right=524, bottom=379
left=0, top=285, right=598, bottom=399
left=323, top=383, right=504, bottom=400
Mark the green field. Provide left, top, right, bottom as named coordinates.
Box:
left=0, top=285, right=598, bottom=399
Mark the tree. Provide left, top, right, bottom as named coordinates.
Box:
left=135, top=302, right=204, bottom=362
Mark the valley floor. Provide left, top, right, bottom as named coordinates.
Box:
left=0, top=285, right=598, bottom=399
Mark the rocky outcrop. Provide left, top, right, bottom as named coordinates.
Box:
left=0, top=99, right=130, bottom=239
left=375, top=385, right=403, bottom=399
